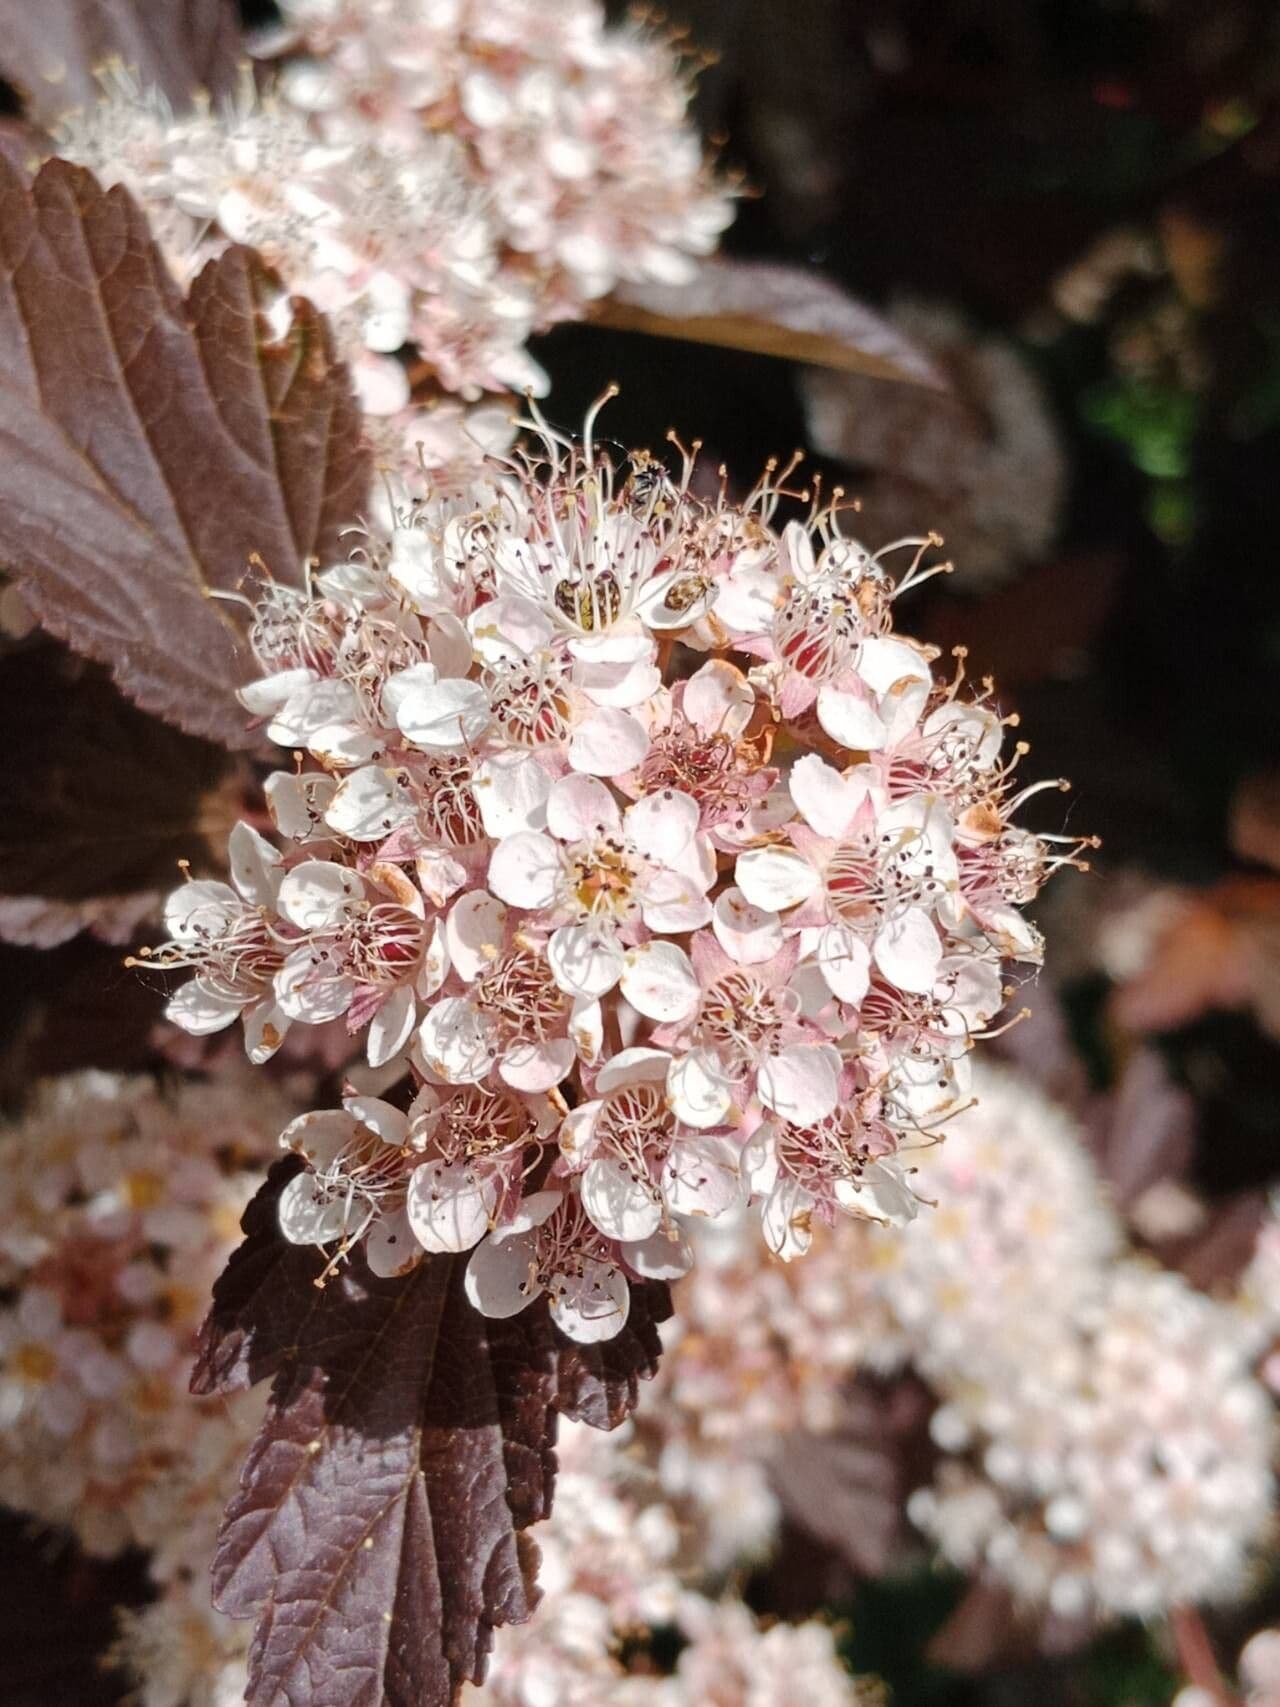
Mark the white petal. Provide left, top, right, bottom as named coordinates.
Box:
left=381, top=662, right=439, bottom=726
left=426, top=613, right=475, bottom=679
left=568, top=707, right=650, bottom=777
left=834, top=1158, right=919, bottom=1226
left=487, top=833, right=562, bottom=910
left=761, top=1175, right=815, bottom=1260
left=474, top=752, right=551, bottom=838
left=444, top=890, right=508, bottom=981
left=468, top=595, right=555, bottom=663
left=228, top=821, right=282, bottom=906
left=277, top=860, right=363, bottom=930
left=817, top=926, right=872, bottom=1006
left=266, top=771, right=336, bottom=840
left=858, top=635, right=932, bottom=697
left=623, top=1226, right=694, bottom=1281
left=573, top=655, right=662, bottom=707
left=365, top=1206, right=421, bottom=1277
left=163, top=879, right=237, bottom=942
left=734, top=845, right=818, bottom=912
left=545, top=773, right=620, bottom=842
left=548, top=924, right=625, bottom=998
left=243, top=997, right=290, bottom=1064
left=712, top=888, right=783, bottom=964
left=267, top=677, right=361, bottom=746
left=548, top=1260, right=630, bottom=1343
left=418, top=997, right=496, bottom=1083
left=273, top=946, right=354, bottom=1023
left=279, top=1108, right=360, bottom=1169
left=569, top=995, right=603, bottom=1063
left=815, top=684, right=887, bottom=751
left=396, top=677, right=491, bottom=750
left=623, top=790, right=699, bottom=862
left=278, top=1174, right=347, bottom=1247
left=165, top=978, right=242, bottom=1036
left=789, top=754, right=863, bottom=838
left=640, top=868, right=715, bottom=934
left=874, top=908, right=943, bottom=994
left=324, top=767, right=412, bottom=841
left=667, top=1049, right=733, bottom=1128
left=407, top=1161, right=495, bottom=1253
left=581, top=1158, right=662, bottom=1242
left=367, top=986, right=417, bottom=1067
left=238, top=667, right=315, bottom=717
left=757, top=1044, right=841, bottom=1125
left=619, top=941, right=699, bottom=1022
left=343, top=1095, right=409, bottom=1147
left=499, top=1037, right=576, bottom=1092
left=663, top=1136, right=742, bottom=1219
left=465, top=1231, right=541, bottom=1318
left=683, top=659, right=754, bottom=737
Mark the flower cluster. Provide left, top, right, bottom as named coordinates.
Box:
left=258, top=0, right=734, bottom=324
left=910, top=1260, right=1274, bottom=1620
left=55, top=72, right=543, bottom=414
left=459, top=1417, right=870, bottom=1707
left=0, top=1072, right=281, bottom=1558
left=149, top=404, right=1084, bottom=1341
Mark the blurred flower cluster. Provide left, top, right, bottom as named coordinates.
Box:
left=54, top=0, right=732, bottom=423
left=0, top=1071, right=276, bottom=1561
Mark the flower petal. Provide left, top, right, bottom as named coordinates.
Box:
left=165, top=977, right=242, bottom=1036
left=396, top=677, right=491, bottom=750
left=488, top=832, right=562, bottom=909
left=624, top=789, right=699, bottom=862
left=228, top=821, right=282, bottom=907
left=548, top=924, right=625, bottom=998
left=278, top=1174, right=348, bottom=1247
left=277, top=860, right=364, bottom=930
left=760, top=1175, right=815, bottom=1261
left=667, top=1048, right=733, bottom=1128
left=499, top=1037, right=576, bottom=1092
left=581, top=1158, right=662, bottom=1242
left=789, top=754, right=863, bottom=838
left=663, top=1136, right=742, bottom=1219
left=873, top=907, right=943, bottom=994
left=324, top=766, right=413, bottom=841
left=444, top=889, right=508, bottom=980
left=757, top=1044, right=841, bottom=1125
left=546, top=772, right=620, bottom=842
left=622, top=1226, right=693, bottom=1281
left=365, top=1206, right=421, bottom=1278
left=465, top=1230, right=541, bottom=1318
left=815, top=683, right=886, bottom=751
left=367, top=985, right=417, bottom=1068
left=817, top=925, right=872, bottom=1006
left=683, top=659, right=754, bottom=737
left=474, top=751, right=551, bottom=838
left=548, top=1259, right=630, bottom=1344
left=568, top=707, right=650, bottom=777
left=407, top=1161, right=496, bottom=1253
left=712, top=887, right=783, bottom=964
left=734, top=845, right=818, bottom=912
left=418, top=997, right=496, bottom=1083
left=619, top=940, right=699, bottom=1022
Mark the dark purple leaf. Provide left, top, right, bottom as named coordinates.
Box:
left=194, top=1166, right=670, bottom=1707
left=0, top=0, right=242, bottom=126
left=0, top=159, right=369, bottom=746
left=599, top=258, right=946, bottom=387
left=0, top=644, right=242, bottom=936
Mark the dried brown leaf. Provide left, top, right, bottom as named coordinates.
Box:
left=0, top=0, right=242, bottom=126
left=0, top=159, right=368, bottom=746
left=194, top=1164, right=670, bottom=1707
left=598, top=259, right=945, bottom=387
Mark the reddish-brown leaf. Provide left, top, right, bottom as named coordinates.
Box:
left=0, top=0, right=242, bottom=126
left=771, top=1376, right=934, bottom=1577
left=194, top=1165, right=670, bottom=1707
left=0, top=159, right=369, bottom=746
left=597, top=259, right=946, bottom=387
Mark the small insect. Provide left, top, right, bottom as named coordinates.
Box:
left=554, top=569, right=622, bottom=631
